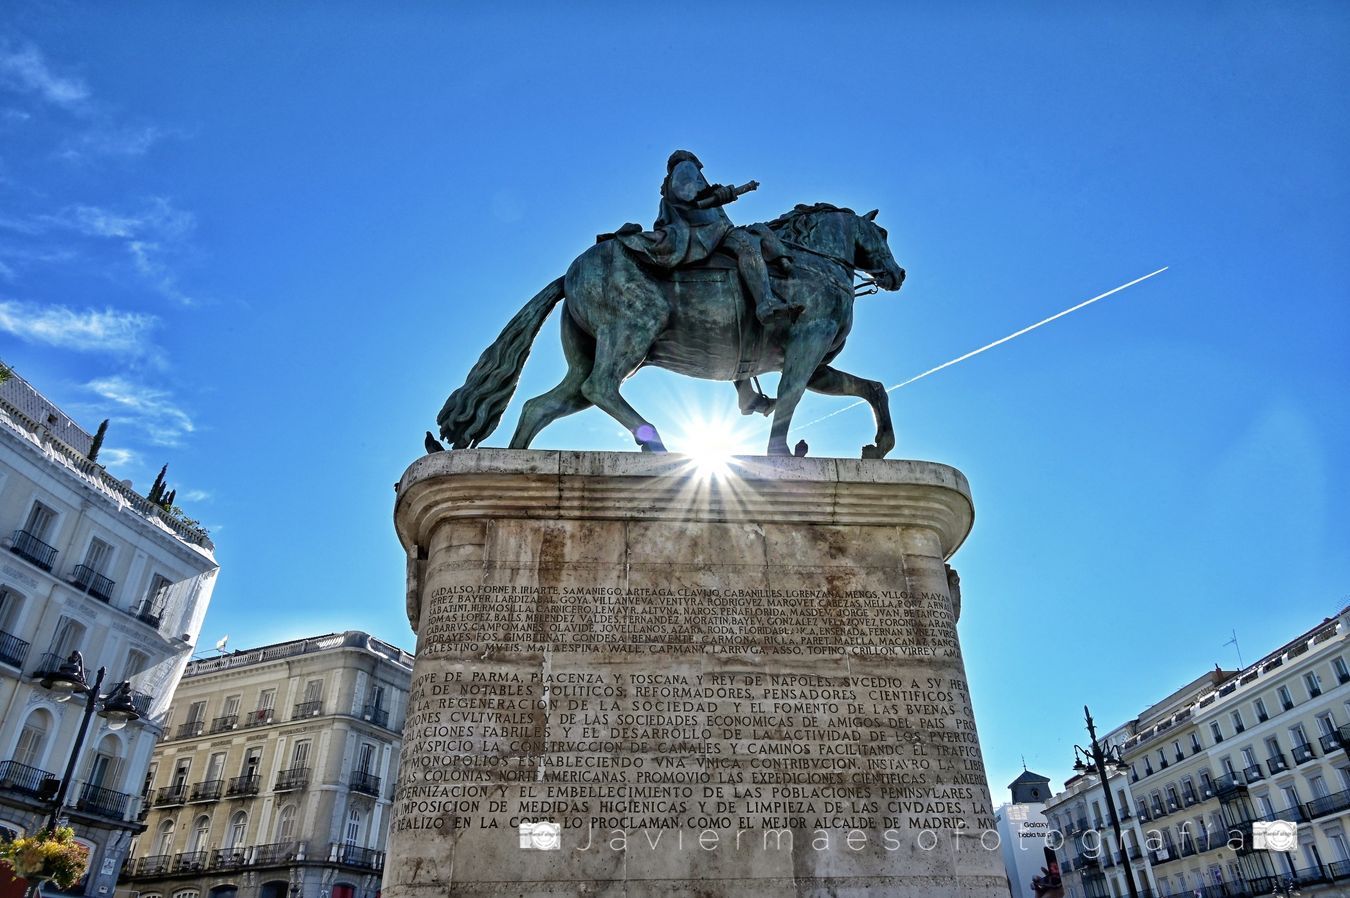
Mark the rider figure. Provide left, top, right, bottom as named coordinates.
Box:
left=621, top=150, right=800, bottom=324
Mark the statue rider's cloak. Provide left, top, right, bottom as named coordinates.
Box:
left=616, top=159, right=732, bottom=268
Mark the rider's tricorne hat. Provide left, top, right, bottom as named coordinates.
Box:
left=667, top=150, right=702, bottom=172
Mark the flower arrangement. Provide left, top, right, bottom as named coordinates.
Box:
left=0, top=827, right=90, bottom=890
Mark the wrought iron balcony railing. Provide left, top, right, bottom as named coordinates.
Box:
left=362, top=704, right=390, bottom=728
left=1242, top=764, right=1265, bottom=783
left=132, top=601, right=163, bottom=629
left=76, top=781, right=130, bottom=819
left=242, top=708, right=275, bottom=728
left=0, top=760, right=59, bottom=801
left=128, top=854, right=172, bottom=877
left=1307, top=788, right=1350, bottom=819
left=171, top=851, right=208, bottom=873
left=226, top=774, right=261, bottom=797
left=292, top=700, right=323, bottom=719
left=251, top=841, right=304, bottom=866
left=349, top=770, right=381, bottom=797
left=331, top=844, right=384, bottom=870
left=155, top=783, right=188, bottom=806
left=190, top=779, right=223, bottom=802
left=0, top=629, right=30, bottom=669
left=209, top=714, right=238, bottom=733
left=175, top=720, right=205, bottom=740
left=274, top=767, right=310, bottom=791
left=11, top=529, right=57, bottom=571
left=1266, top=753, right=1289, bottom=775
left=70, top=564, right=115, bottom=602
left=1291, top=742, right=1317, bottom=765
left=210, top=848, right=249, bottom=870
left=1320, top=731, right=1343, bottom=753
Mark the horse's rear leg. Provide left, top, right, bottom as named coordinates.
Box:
left=807, top=365, right=894, bottom=459
left=509, top=314, right=595, bottom=449
left=581, top=323, right=667, bottom=451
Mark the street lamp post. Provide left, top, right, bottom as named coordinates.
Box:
left=36, top=651, right=141, bottom=833
left=1073, top=705, right=1142, bottom=898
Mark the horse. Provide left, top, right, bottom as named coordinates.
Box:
left=435, top=203, right=906, bottom=457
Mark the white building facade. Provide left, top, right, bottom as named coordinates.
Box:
left=0, top=368, right=219, bottom=898
left=1044, top=607, right=1350, bottom=898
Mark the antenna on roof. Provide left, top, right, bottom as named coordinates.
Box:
left=1223, top=630, right=1243, bottom=668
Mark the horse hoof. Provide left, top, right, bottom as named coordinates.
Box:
left=640, top=441, right=668, bottom=453
left=861, top=444, right=884, bottom=460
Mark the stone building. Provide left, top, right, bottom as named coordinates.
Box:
left=996, top=767, right=1055, bottom=898
left=1044, top=606, right=1350, bottom=897
left=0, top=366, right=219, bottom=897
left=118, top=632, right=413, bottom=898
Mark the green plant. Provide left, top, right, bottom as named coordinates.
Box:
left=0, top=826, right=90, bottom=889
left=87, top=419, right=109, bottom=462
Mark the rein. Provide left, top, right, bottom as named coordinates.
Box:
left=780, top=238, right=879, bottom=297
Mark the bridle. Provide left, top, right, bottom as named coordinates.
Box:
left=780, top=233, right=885, bottom=297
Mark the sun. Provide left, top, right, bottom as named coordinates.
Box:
left=671, top=406, right=759, bottom=479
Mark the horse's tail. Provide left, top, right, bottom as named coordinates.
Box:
left=437, top=276, right=566, bottom=449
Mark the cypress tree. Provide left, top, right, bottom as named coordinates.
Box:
left=88, top=419, right=109, bottom=462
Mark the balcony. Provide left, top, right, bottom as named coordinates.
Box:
left=128, top=854, right=172, bottom=877
left=209, top=714, right=239, bottom=734
left=1242, top=764, right=1265, bottom=783
left=190, top=779, right=223, bottom=802
left=1307, top=788, right=1350, bottom=819
left=0, top=629, right=31, bottom=669
left=292, top=700, right=323, bottom=720
left=210, top=849, right=249, bottom=870
left=349, top=770, right=381, bottom=797
left=11, top=529, right=57, bottom=571
left=1266, top=754, right=1289, bottom=775
left=242, top=708, right=275, bottom=728
left=1214, top=772, right=1247, bottom=797
left=129, top=690, right=154, bottom=717
left=0, top=760, right=59, bottom=801
left=1321, top=731, right=1344, bottom=753
left=251, top=841, right=304, bottom=866
left=331, top=844, right=384, bottom=871
left=155, top=784, right=188, bottom=806
left=175, top=720, right=205, bottom=740
left=274, top=767, right=310, bottom=791
left=1291, top=742, right=1317, bottom=765
left=70, top=564, right=115, bottom=602
left=362, top=704, right=390, bottom=729
left=76, top=781, right=130, bottom=819
left=226, top=774, right=261, bottom=797
left=132, top=601, right=163, bottom=629
left=171, top=851, right=207, bottom=873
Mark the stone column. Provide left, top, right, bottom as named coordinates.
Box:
left=389, top=450, right=1004, bottom=897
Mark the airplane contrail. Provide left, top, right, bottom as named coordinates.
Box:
left=794, top=266, right=1169, bottom=431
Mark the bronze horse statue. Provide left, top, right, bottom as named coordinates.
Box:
left=436, top=203, right=906, bottom=457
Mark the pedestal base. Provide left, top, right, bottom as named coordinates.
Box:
left=390, top=450, right=1004, bottom=897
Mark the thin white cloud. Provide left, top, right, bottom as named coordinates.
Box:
left=85, top=376, right=194, bottom=447
left=59, top=124, right=173, bottom=162
left=0, top=42, right=88, bottom=109
left=0, top=260, right=13, bottom=281
left=182, top=489, right=211, bottom=502
left=97, top=447, right=139, bottom=469
left=0, top=299, right=158, bottom=355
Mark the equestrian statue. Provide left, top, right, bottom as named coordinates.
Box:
left=432, top=150, right=907, bottom=458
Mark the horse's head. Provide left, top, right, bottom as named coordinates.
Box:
left=853, top=209, right=905, bottom=292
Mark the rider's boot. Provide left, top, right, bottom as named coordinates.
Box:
left=740, top=252, right=794, bottom=325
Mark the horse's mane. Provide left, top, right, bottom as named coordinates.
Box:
left=766, top=202, right=856, bottom=243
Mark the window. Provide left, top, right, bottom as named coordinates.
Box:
left=1310, top=776, right=1329, bottom=799
left=1166, top=786, right=1180, bottom=809
left=257, top=689, right=276, bottom=712
left=123, top=649, right=149, bottom=684
left=1335, top=657, right=1350, bottom=685
left=0, top=587, right=22, bottom=632
left=357, top=743, right=374, bottom=775
left=186, top=701, right=207, bottom=724
left=1306, top=672, right=1323, bottom=698
left=226, top=812, right=247, bottom=851
left=1200, top=770, right=1214, bottom=795
left=1265, top=736, right=1282, bottom=757
left=290, top=739, right=311, bottom=769
left=1279, top=686, right=1295, bottom=711
left=1241, top=747, right=1257, bottom=768
left=1190, top=733, right=1202, bottom=755
left=303, top=679, right=323, bottom=703
left=1158, top=748, right=1169, bottom=770
left=172, top=759, right=191, bottom=791
left=1254, top=698, right=1269, bottom=722
left=1317, top=713, right=1337, bottom=737
left=1172, top=740, right=1184, bottom=763
left=1280, top=784, right=1300, bottom=809
left=1256, top=792, right=1275, bottom=816
left=88, top=735, right=121, bottom=789
left=1221, top=756, right=1236, bottom=777
left=82, top=537, right=113, bottom=574
left=156, top=819, right=175, bottom=856
left=274, top=805, right=296, bottom=841
left=1231, top=711, right=1246, bottom=734
left=141, top=574, right=173, bottom=618
left=189, top=815, right=211, bottom=853
left=205, top=752, right=226, bottom=783
left=1290, top=723, right=1310, bottom=748
left=14, top=710, right=50, bottom=768
left=223, top=694, right=240, bottom=717
left=23, top=502, right=56, bottom=540
left=1331, top=832, right=1350, bottom=863
left=48, top=616, right=86, bottom=660
left=344, top=809, right=362, bottom=847
left=1211, top=722, right=1224, bottom=744
left=243, top=747, right=262, bottom=778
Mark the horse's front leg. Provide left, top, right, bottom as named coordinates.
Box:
left=766, top=326, right=834, bottom=456
left=806, top=365, right=894, bottom=458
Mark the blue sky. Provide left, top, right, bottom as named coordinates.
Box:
left=1, top=3, right=1346, bottom=800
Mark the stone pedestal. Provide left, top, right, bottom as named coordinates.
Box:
left=390, top=450, right=1005, bottom=897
